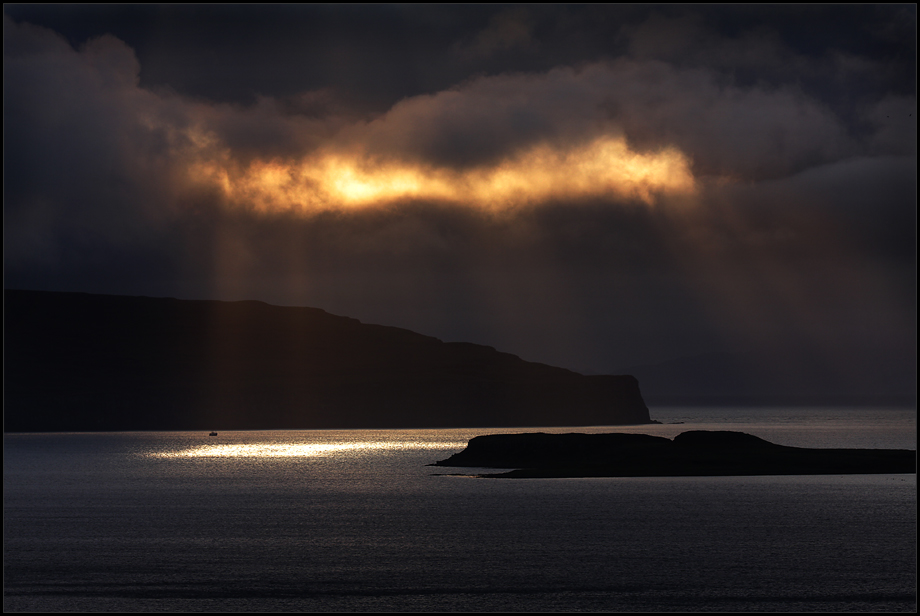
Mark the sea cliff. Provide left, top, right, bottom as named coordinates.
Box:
left=4, top=290, right=652, bottom=431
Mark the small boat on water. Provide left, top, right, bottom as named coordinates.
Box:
left=209, top=431, right=218, bottom=436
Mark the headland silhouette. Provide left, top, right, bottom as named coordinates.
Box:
left=5, top=290, right=651, bottom=431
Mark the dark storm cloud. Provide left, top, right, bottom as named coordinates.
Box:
left=4, top=18, right=168, bottom=265
left=3, top=5, right=506, bottom=111
left=3, top=6, right=915, bottom=381
left=348, top=59, right=853, bottom=177
left=7, top=4, right=911, bottom=179
left=5, top=5, right=913, bottom=108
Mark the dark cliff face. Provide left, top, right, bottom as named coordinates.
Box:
left=4, top=290, right=651, bottom=431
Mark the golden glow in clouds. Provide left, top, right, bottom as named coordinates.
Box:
left=188, top=135, right=696, bottom=214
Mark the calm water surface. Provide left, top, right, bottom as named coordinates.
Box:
left=4, top=407, right=916, bottom=612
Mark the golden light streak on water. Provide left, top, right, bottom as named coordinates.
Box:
left=154, top=440, right=465, bottom=458
left=187, top=135, right=696, bottom=214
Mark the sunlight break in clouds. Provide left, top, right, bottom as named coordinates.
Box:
left=187, top=135, right=697, bottom=214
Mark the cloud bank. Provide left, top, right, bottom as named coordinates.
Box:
left=3, top=7, right=915, bottom=382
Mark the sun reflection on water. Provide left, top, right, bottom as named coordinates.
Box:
left=153, top=440, right=464, bottom=458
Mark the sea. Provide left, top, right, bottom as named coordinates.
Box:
left=3, top=407, right=916, bottom=612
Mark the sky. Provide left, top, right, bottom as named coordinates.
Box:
left=3, top=5, right=916, bottom=386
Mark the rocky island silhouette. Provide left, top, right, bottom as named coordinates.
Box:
left=431, top=431, right=917, bottom=477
